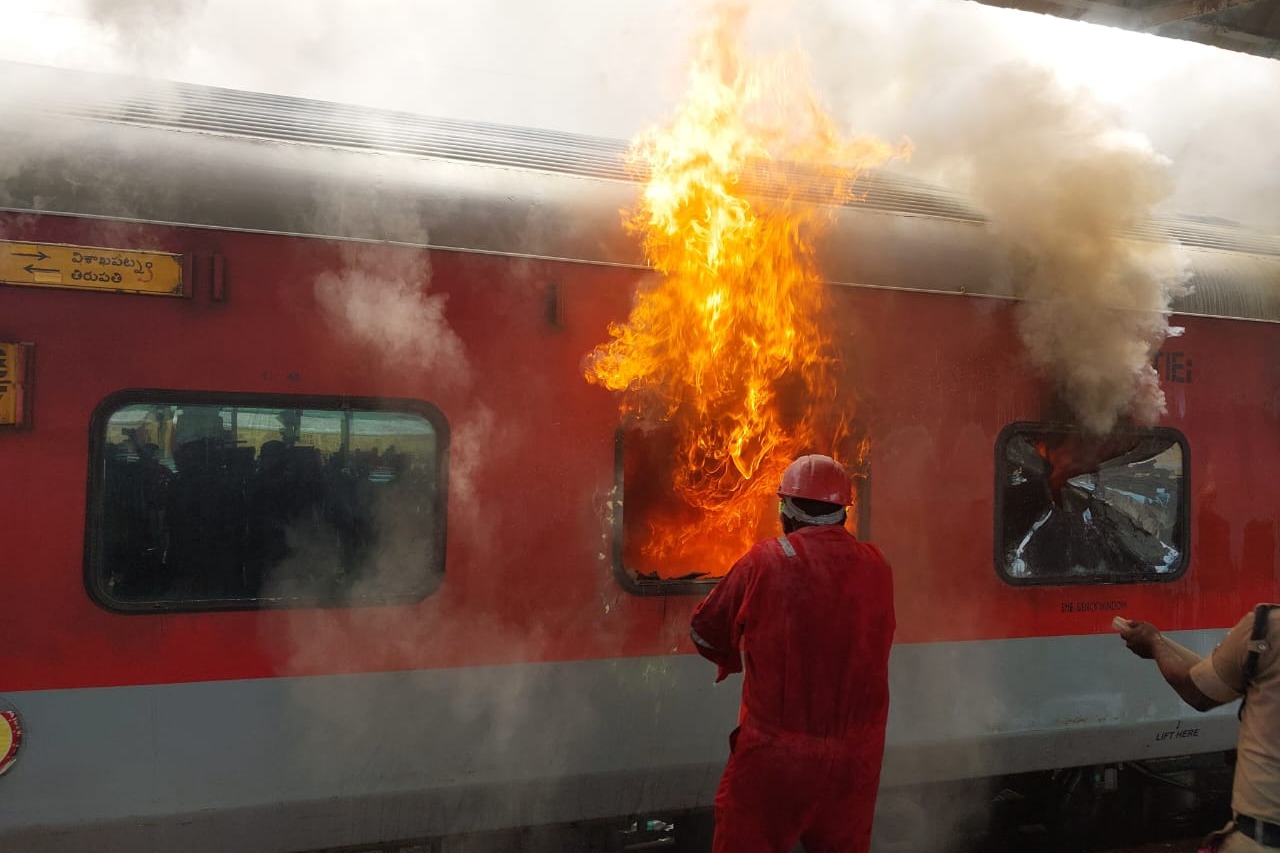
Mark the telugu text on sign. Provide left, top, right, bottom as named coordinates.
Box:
left=0, top=240, right=184, bottom=297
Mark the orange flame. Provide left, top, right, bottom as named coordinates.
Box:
left=585, top=5, right=908, bottom=576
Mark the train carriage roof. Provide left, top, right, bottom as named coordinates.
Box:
left=1, top=61, right=1278, bottom=323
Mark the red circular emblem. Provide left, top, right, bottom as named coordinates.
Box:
left=0, top=708, right=22, bottom=776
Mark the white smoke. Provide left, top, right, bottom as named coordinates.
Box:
left=786, top=1, right=1203, bottom=432
left=82, top=0, right=209, bottom=64
left=7, top=0, right=1278, bottom=227
left=919, top=62, right=1190, bottom=433
left=4, top=0, right=695, bottom=135
left=793, top=0, right=1280, bottom=230
left=314, top=244, right=470, bottom=387
left=446, top=404, right=501, bottom=551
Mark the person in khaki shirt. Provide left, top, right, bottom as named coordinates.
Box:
left=1120, top=606, right=1280, bottom=852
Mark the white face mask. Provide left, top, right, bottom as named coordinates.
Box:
left=779, top=496, right=845, bottom=526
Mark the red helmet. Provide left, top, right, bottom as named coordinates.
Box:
left=777, top=454, right=852, bottom=506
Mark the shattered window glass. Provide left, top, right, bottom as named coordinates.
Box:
left=995, top=423, right=1188, bottom=585
left=87, top=392, right=447, bottom=611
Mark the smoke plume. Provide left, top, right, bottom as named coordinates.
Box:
left=83, top=0, right=209, bottom=65
left=792, top=2, right=1198, bottom=433
left=8, top=1, right=1279, bottom=230
left=933, top=63, right=1190, bottom=433
left=314, top=244, right=470, bottom=389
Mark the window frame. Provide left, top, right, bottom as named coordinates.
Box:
left=611, top=428, right=872, bottom=596
left=84, top=388, right=449, bottom=614
left=993, top=420, right=1191, bottom=588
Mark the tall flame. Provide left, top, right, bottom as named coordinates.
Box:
left=585, top=5, right=908, bottom=574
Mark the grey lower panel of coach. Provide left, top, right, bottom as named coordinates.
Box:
left=0, top=631, right=1238, bottom=853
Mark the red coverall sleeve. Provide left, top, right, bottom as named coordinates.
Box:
left=690, top=552, right=754, bottom=682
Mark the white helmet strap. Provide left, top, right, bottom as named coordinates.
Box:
left=780, top=496, right=845, bottom=526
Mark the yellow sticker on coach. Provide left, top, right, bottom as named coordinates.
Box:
left=0, top=343, right=17, bottom=425
left=0, top=240, right=184, bottom=296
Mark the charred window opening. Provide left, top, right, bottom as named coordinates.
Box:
left=995, top=422, right=1188, bottom=586
left=87, top=391, right=447, bottom=612
left=614, top=425, right=870, bottom=596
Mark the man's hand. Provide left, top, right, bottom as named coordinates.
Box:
left=1119, top=620, right=1162, bottom=659
left=1117, top=618, right=1219, bottom=711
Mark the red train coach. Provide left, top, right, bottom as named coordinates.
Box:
left=0, top=64, right=1278, bottom=851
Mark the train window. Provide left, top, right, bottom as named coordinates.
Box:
left=86, top=391, right=447, bottom=611
left=613, top=425, right=870, bottom=596
left=995, top=422, right=1188, bottom=586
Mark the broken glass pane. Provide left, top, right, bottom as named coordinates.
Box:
left=997, top=425, right=1187, bottom=584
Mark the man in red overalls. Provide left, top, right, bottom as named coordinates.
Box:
left=691, top=454, right=896, bottom=853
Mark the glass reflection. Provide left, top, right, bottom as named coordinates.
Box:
left=97, top=401, right=440, bottom=607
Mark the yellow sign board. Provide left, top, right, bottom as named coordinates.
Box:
left=0, top=240, right=184, bottom=297
left=0, top=342, right=29, bottom=427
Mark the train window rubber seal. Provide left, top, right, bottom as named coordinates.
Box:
left=993, top=421, right=1190, bottom=587
left=84, top=388, right=449, bottom=613
left=611, top=426, right=871, bottom=596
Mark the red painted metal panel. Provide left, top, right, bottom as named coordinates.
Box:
left=0, top=209, right=1275, bottom=694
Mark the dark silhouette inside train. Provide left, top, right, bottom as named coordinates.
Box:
left=99, top=403, right=440, bottom=606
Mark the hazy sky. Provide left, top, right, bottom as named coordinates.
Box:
left=2, top=0, right=1278, bottom=227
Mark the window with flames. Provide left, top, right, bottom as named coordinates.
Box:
left=613, top=424, right=870, bottom=595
